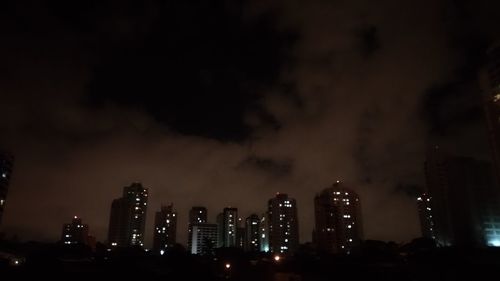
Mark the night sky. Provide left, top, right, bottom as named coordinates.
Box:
left=1, top=0, right=500, bottom=247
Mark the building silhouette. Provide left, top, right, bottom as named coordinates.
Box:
left=108, top=182, right=148, bottom=247
left=245, top=214, right=260, bottom=252
left=479, top=43, right=500, bottom=186
left=417, top=193, right=435, bottom=239
left=425, top=147, right=500, bottom=247
left=259, top=213, right=270, bottom=252
left=268, top=193, right=299, bottom=254
left=0, top=152, right=13, bottom=226
left=153, top=204, right=177, bottom=253
left=61, top=216, right=96, bottom=249
left=314, top=181, right=363, bottom=254
left=217, top=207, right=238, bottom=247
left=236, top=225, right=245, bottom=249
left=188, top=206, right=208, bottom=251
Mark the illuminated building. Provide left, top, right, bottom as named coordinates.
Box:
left=245, top=214, right=260, bottom=252
left=268, top=193, right=299, bottom=254
left=479, top=43, right=500, bottom=186
left=108, top=182, right=148, bottom=247
left=0, top=152, right=13, bottom=226
left=425, top=147, right=500, bottom=247
left=217, top=207, right=238, bottom=247
left=417, top=193, right=435, bottom=239
left=188, top=206, right=208, bottom=251
left=259, top=213, right=270, bottom=252
left=153, top=204, right=177, bottom=253
left=314, top=181, right=363, bottom=254
left=190, top=223, right=218, bottom=255
left=236, top=226, right=245, bottom=249
left=61, top=216, right=89, bottom=245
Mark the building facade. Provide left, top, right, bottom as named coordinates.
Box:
left=108, top=182, right=148, bottom=247
left=190, top=223, right=218, bottom=255
left=61, top=216, right=89, bottom=245
left=153, top=204, right=177, bottom=252
left=314, top=182, right=363, bottom=254
left=245, top=214, right=260, bottom=252
left=425, top=147, right=500, bottom=247
left=259, top=213, right=270, bottom=252
left=268, top=193, right=299, bottom=254
left=0, top=152, right=13, bottom=226
left=479, top=43, right=500, bottom=186
left=417, top=193, right=436, bottom=239
left=217, top=207, right=238, bottom=248
left=188, top=206, right=208, bottom=251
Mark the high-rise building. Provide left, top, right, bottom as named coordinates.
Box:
left=245, top=214, right=260, bottom=252
left=259, top=213, right=270, bottom=252
left=425, top=147, right=500, bottom=247
left=190, top=223, right=218, bottom=255
left=479, top=43, right=500, bottom=185
left=153, top=204, right=177, bottom=253
left=189, top=206, right=208, bottom=224
left=188, top=206, right=208, bottom=251
left=0, top=152, right=14, bottom=226
left=61, top=216, right=93, bottom=247
left=313, top=181, right=363, bottom=254
left=268, top=193, right=299, bottom=254
left=236, top=226, right=245, bottom=249
left=417, top=193, right=435, bottom=239
left=108, top=182, right=148, bottom=247
left=217, top=207, right=238, bottom=247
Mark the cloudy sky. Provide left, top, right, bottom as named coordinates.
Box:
left=1, top=0, right=500, bottom=247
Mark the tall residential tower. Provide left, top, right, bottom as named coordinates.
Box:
left=108, top=182, right=148, bottom=247
left=153, top=204, right=177, bottom=253
left=0, top=152, right=14, bottom=226
left=268, top=193, right=299, bottom=254
left=314, top=182, right=363, bottom=254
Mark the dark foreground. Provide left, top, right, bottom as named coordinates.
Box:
left=2, top=240, right=500, bottom=281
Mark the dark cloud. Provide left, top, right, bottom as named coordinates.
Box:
left=237, top=155, right=293, bottom=178
left=85, top=1, right=297, bottom=142
left=1, top=0, right=500, bottom=246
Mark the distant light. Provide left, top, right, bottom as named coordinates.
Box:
left=274, top=255, right=281, bottom=262
left=488, top=239, right=500, bottom=247
left=336, top=180, right=340, bottom=183
left=160, top=250, right=165, bottom=255
left=14, top=260, right=19, bottom=265
left=417, top=197, right=422, bottom=201
left=225, top=263, right=231, bottom=269
left=74, top=215, right=78, bottom=219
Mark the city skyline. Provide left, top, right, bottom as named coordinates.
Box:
left=2, top=0, right=500, bottom=251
